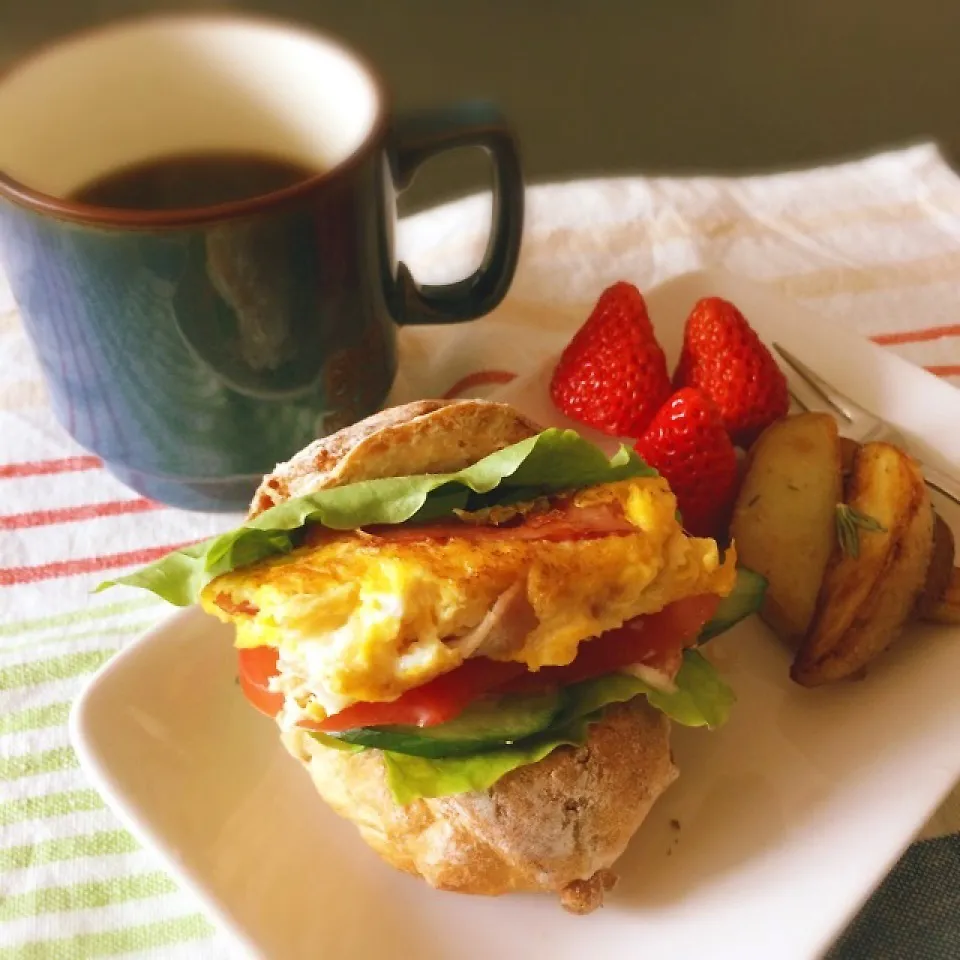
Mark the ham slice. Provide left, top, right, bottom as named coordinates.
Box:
left=362, top=500, right=636, bottom=544
left=446, top=582, right=540, bottom=659
left=214, top=593, right=259, bottom=617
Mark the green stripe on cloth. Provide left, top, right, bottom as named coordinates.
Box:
left=0, top=746, right=78, bottom=781
left=0, top=830, right=139, bottom=872
left=0, top=912, right=215, bottom=959
left=0, top=790, right=103, bottom=827
left=0, top=870, right=177, bottom=921
left=0, top=650, right=113, bottom=691
left=0, top=598, right=161, bottom=639
left=0, top=700, right=70, bottom=736
left=2, top=620, right=156, bottom=653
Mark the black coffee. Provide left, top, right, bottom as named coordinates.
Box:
left=71, top=151, right=318, bottom=210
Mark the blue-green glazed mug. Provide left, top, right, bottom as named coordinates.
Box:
left=0, top=14, right=523, bottom=511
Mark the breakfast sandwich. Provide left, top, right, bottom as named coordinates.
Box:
left=105, top=399, right=762, bottom=914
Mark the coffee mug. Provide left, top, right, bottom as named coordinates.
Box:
left=0, top=14, right=523, bottom=511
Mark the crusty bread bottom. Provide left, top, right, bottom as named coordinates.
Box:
left=281, top=699, right=678, bottom=914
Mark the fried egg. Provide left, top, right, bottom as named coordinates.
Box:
left=201, top=477, right=736, bottom=719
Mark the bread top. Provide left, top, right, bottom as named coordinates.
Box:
left=249, top=399, right=542, bottom=518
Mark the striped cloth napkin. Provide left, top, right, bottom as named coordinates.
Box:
left=1, top=143, right=958, bottom=959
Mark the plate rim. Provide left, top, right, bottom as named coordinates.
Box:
left=69, top=607, right=260, bottom=959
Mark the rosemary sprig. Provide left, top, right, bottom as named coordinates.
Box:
left=835, top=504, right=886, bottom=559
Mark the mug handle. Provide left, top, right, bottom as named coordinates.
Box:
left=388, top=101, right=524, bottom=325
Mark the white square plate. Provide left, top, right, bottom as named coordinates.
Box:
left=72, top=270, right=960, bottom=960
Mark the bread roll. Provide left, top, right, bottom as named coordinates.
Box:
left=283, top=699, right=677, bottom=913
left=255, top=399, right=680, bottom=912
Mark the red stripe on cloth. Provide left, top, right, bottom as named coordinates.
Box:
left=926, top=364, right=960, bottom=377
left=872, top=324, right=960, bottom=346
left=0, top=455, right=102, bottom=479
left=0, top=541, right=195, bottom=587
left=0, top=498, right=161, bottom=531
left=442, top=370, right=518, bottom=399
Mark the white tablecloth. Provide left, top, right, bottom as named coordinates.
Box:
left=1, top=143, right=958, bottom=957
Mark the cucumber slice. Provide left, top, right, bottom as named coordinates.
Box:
left=331, top=691, right=563, bottom=758
left=699, top=566, right=767, bottom=642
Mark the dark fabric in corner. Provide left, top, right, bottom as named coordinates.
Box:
left=829, top=836, right=960, bottom=960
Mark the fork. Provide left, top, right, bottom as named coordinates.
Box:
left=772, top=343, right=960, bottom=508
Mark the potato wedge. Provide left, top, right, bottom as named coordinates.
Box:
left=915, top=513, right=955, bottom=619
left=730, top=412, right=842, bottom=645
left=839, top=437, right=859, bottom=479
left=792, top=442, right=934, bottom=687
left=926, top=567, right=960, bottom=624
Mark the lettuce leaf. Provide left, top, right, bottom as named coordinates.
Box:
left=382, top=716, right=593, bottom=806
left=380, top=650, right=732, bottom=804
left=554, top=649, right=735, bottom=730
left=96, top=429, right=653, bottom=607
left=644, top=649, right=736, bottom=728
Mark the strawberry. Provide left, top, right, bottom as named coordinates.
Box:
left=635, top=388, right=739, bottom=539
left=673, top=297, right=788, bottom=448
left=550, top=282, right=671, bottom=437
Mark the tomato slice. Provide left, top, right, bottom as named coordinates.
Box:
left=493, top=593, right=720, bottom=695
left=235, top=594, right=719, bottom=728
left=308, top=657, right=526, bottom=732
left=237, top=646, right=284, bottom=717
left=235, top=645, right=524, bottom=729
